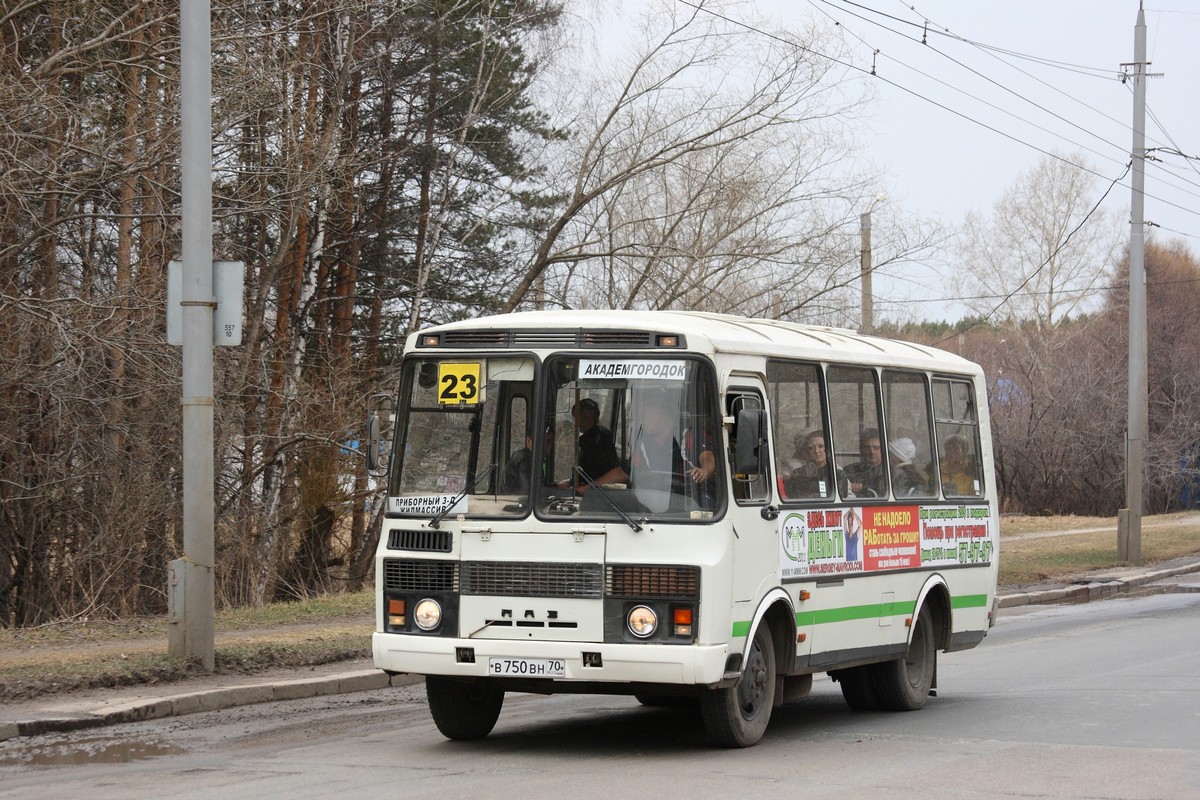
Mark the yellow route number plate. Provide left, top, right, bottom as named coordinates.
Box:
left=438, top=362, right=482, bottom=405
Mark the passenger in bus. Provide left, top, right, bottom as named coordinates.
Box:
left=501, top=435, right=534, bottom=493
left=560, top=397, right=619, bottom=490
left=784, top=430, right=848, bottom=499
left=844, top=427, right=886, bottom=496
left=594, top=390, right=717, bottom=510
left=939, top=434, right=979, bottom=496
left=780, top=432, right=808, bottom=474
left=888, top=437, right=928, bottom=496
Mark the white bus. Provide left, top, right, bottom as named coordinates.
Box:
left=366, top=310, right=998, bottom=747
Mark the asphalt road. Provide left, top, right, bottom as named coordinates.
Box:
left=2, top=587, right=1198, bottom=799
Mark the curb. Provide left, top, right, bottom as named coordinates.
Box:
left=0, top=670, right=421, bottom=743
left=997, top=560, right=1200, bottom=609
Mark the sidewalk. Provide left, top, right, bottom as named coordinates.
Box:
left=4, top=557, right=1199, bottom=744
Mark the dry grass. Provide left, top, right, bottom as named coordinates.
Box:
left=999, top=512, right=1200, bottom=588
left=0, top=594, right=373, bottom=702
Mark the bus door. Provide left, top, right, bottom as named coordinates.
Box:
left=725, top=381, right=809, bottom=656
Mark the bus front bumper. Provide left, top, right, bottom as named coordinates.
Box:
left=373, top=631, right=731, bottom=687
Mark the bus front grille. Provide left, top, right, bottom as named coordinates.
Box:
left=388, top=529, right=452, bottom=553
left=606, top=564, right=700, bottom=599
left=461, top=561, right=603, bottom=598
left=383, top=559, right=458, bottom=592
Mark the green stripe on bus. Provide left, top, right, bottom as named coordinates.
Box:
left=730, top=593, right=991, bottom=637
left=794, top=599, right=917, bottom=627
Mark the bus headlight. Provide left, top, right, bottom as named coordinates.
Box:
left=414, top=598, right=442, bottom=631
left=627, top=605, right=658, bottom=638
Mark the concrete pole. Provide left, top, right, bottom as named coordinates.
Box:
left=1119, top=3, right=1148, bottom=565
left=171, top=0, right=215, bottom=669
left=860, top=212, right=873, bottom=335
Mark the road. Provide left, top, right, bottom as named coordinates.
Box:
left=2, top=590, right=1198, bottom=799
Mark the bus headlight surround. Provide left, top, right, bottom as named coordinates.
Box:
left=627, top=605, right=658, bottom=638
left=414, top=598, right=442, bottom=631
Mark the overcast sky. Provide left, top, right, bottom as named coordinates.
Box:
left=602, top=1, right=1200, bottom=323
left=814, top=0, right=1200, bottom=322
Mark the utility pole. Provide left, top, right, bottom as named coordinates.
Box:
left=172, top=0, right=215, bottom=669
left=1118, top=2, right=1155, bottom=566
left=860, top=211, right=873, bottom=334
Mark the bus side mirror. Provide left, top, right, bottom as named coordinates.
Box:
left=366, top=393, right=395, bottom=477
left=734, top=407, right=765, bottom=475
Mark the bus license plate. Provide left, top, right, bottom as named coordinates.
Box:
left=488, top=658, right=566, bottom=677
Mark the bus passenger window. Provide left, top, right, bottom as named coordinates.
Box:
left=827, top=366, right=886, bottom=499
left=933, top=377, right=984, bottom=497
left=766, top=360, right=840, bottom=501
left=882, top=370, right=938, bottom=499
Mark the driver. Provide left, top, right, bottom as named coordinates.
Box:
left=594, top=389, right=716, bottom=510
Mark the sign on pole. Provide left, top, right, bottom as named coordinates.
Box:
left=166, top=260, right=244, bottom=346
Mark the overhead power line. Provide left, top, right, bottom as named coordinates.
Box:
left=931, top=161, right=1132, bottom=343
left=681, top=0, right=1200, bottom=227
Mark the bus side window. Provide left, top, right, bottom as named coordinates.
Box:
left=727, top=392, right=770, bottom=504
left=882, top=370, right=938, bottom=499
left=933, top=377, right=984, bottom=498
left=827, top=365, right=886, bottom=499
left=766, top=360, right=833, bottom=502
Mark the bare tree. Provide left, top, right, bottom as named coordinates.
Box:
left=501, top=0, right=882, bottom=316
left=953, top=151, right=1124, bottom=329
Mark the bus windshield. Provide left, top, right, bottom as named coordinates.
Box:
left=538, top=356, right=723, bottom=521
left=389, top=355, right=536, bottom=519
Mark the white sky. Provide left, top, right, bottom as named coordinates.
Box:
left=601, top=1, right=1200, bottom=323
left=817, top=0, right=1200, bottom=322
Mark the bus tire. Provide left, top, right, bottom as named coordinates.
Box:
left=833, top=665, right=881, bottom=711
left=425, top=677, right=505, bottom=740
left=874, top=607, right=936, bottom=711
left=700, top=624, right=775, bottom=747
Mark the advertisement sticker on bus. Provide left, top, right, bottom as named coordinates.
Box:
left=778, top=504, right=994, bottom=579
left=862, top=506, right=921, bottom=571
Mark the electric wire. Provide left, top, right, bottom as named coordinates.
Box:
left=821, top=0, right=1134, bottom=170
left=685, top=0, right=1200, bottom=228
left=932, top=161, right=1131, bottom=343
left=682, top=0, right=1111, bottom=183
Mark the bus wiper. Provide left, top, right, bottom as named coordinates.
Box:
left=429, top=465, right=496, bottom=529
left=575, top=466, right=643, bottom=533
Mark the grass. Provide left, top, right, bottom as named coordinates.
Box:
left=0, top=593, right=374, bottom=702
left=998, top=512, right=1200, bottom=587
left=3, top=512, right=1198, bottom=702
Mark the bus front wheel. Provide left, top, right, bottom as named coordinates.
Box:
left=874, top=608, right=936, bottom=711
left=425, top=677, right=505, bottom=740
left=700, top=624, right=776, bottom=747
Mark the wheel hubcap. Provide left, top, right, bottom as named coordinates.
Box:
left=738, top=642, right=768, bottom=714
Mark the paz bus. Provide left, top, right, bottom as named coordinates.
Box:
left=365, top=310, right=998, bottom=747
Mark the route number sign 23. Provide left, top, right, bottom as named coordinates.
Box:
left=437, top=363, right=482, bottom=405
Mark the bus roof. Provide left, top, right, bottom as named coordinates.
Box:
left=410, top=310, right=979, bottom=373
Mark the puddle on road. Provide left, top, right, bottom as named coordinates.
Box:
left=0, top=733, right=184, bottom=766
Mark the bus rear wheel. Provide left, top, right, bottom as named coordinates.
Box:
left=874, top=607, right=936, bottom=711
left=833, top=665, right=881, bottom=711
left=425, top=677, right=505, bottom=740
left=700, top=624, right=775, bottom=747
